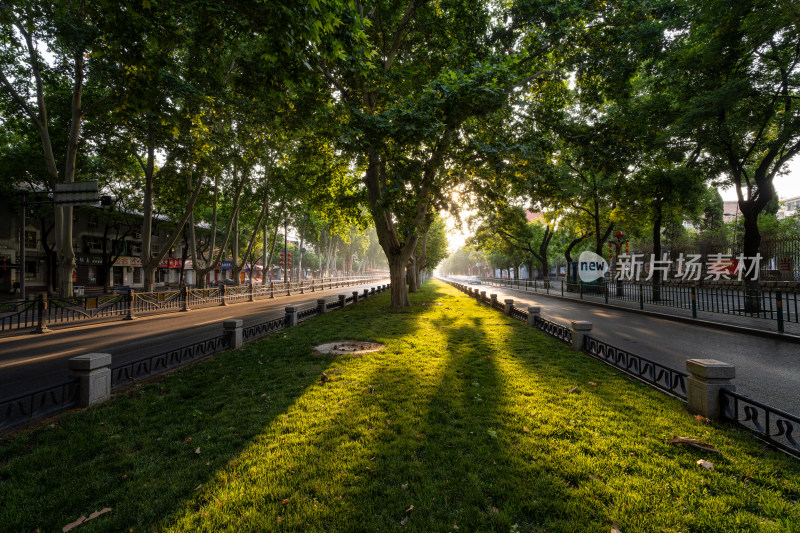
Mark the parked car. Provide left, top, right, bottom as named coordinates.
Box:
left=468, top=277, right=481, bottom=285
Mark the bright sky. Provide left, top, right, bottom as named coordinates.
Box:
left=445, top=159, right=800, bottom=253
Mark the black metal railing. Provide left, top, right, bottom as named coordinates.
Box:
left=720, top=390, right=800, bottom=457
left=533, top=316, right=572, bottom=345
left=297, top=306, right=319, bottom=321
left=110, top=335, right=230, bottom=387
left=1, top=276, right=388, bottom=335
left=0, top=379, right=80, bottom=431
left=242, top=316, right=288, bottom=341
left=510, top=306, right=527, bottom=322
left=584, top=336, right=688, bottom=399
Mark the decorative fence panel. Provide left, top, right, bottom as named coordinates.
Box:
left=0, top=379, right=80, bottom=431
left=110, top=335, right=230, bottom=387
left=720, top=390, right=800, bottom=458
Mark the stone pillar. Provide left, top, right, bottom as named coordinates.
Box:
left=686, top=359, right=735, bottom=419
left=317, top=298, right=327, bottom=314
left=69, top=353, right=112, bottom=407
left=363, top=288, right=369, bottom=298
left=285, top=306, right=299, bottom=327
left=504, top=299, right=514, bottom=316
left=527, top=306, right=541, bottom=327
left=570, top=321, right=593, bottom=351
left=181, top=286, right=190, bottom=312
left=352, top=291, right=359, bottom=303
left=490, top=294, right=497, bottom=308
left=224, top=319, right=243, bottom=349
left=370, top=287, right=376, bottom=296
left=338, top=294, right=346, bottom=307
left=480, top=290, right=487, bottom=302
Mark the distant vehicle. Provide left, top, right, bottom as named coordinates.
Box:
left=468, top=276, right=481, bottom=285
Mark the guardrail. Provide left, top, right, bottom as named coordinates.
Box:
left=0, top=276, right=388, bottom=334
left=443, top=277, right=799, bottom=459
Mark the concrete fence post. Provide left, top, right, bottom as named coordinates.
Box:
left=480, top=290, right=487, bottom=302
left=69, top=353, right=112, bottom=407
left=317, top=299, right=327, bottom=314
left=686, top=359, right=735, bottom=419
left=182, top=286, right=190, bottom=312
left=490, top=294, right=498, bottom=308
left=352, top=291, right=360, bottom=303
left=527, top=306, right=541, bottom=327
left=570, top=321, right=593, bottom=351
left=338, top=294, right=347, bottom=307
left=363, top=288, right=369, bottom=298
left=370, top=287, right=376, bottom=296
left=35, top=293, right=50, bottom=334
left=285, top=306, right=299, bottom=327
left=223, top=319, right=243, bottom=349
left=504, top=299, right=514, bottom=315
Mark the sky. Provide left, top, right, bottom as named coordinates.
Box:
left=445, top=158, right=800, bottom=253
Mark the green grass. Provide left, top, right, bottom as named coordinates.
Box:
left=1, top=280, right=799, bottom=532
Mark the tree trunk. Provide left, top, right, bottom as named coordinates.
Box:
left=407, top=256, right=418, bottom=293
left=389, top=255, right=410, bottom=307
left=231, top=209, right=240, bottom=285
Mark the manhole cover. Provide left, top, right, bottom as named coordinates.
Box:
left=314, top=341, right=385, bottom=356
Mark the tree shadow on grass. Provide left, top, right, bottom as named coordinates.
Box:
left=0, top=290, right=429, bottom=532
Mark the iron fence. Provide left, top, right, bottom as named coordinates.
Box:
left=720, top=390, right=800, bottom=458
left=583, top=336, right=688, bottom=399
left=481, top=277, right=799, bottom=329
left=242, top=316, right=288, bottom=341
left=0, top=276, right=386, bottom=335
left=0, top=379, right=80, bottom=431
left=110, top=335, right=230, bottom=387
left=533, top=316, right=572, bottom=344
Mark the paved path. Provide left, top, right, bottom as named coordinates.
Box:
left=461, top=281, right=800, bottom=414
left=0, top=280, right=387, bottom=399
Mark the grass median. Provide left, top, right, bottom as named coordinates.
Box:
left=1, top=279, right=799, bottom=532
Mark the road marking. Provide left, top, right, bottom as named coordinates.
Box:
left=0, top=349, right=86, bottom=369
left=195, top=317, right=233, bottom=326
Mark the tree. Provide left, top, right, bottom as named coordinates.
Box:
left=664, top=0, right=800, bottom=286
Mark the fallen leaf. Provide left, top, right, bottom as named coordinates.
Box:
left=195, top=447, right=201, bottom=454
left=611, top=522, right=622, bottom=533
left=523, top=426, right=530, bottom=432
left=282, top=499, right=289, bottom=505
left=696, top=459, right=714, bottom=470
left=490, top=506, right=499, bottom=515
left=588, top=382, right=597, bottom=386
left=406, top=505, right=414, bottom=512
left=453, top=525, right=459, bottom=530
left=668, top=437, right=720, bottom=453
left=567, top=386, right=579, bottom=394
left=694, top=414, right=711, bottom=424
left=183, top=438, right=192, bottom=444
left=401, top=483, right=409, bottom=489
left=589, top=474, right=603, bottom=481
left=400, top=516, right=409, bottom=526
left=194, top=484, right=203, bottom=491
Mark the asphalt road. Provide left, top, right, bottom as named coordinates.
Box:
left=0, top=280, right=388, bottom=399
left=460, top=281, right=800, bottom=414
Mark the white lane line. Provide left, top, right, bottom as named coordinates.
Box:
left=0, top=349, right=86, bottom=369
left=195, top=317, right=233, bottom=326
